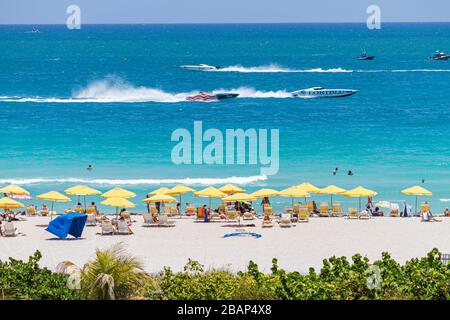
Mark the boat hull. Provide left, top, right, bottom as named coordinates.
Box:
left=292, top=89, right=358, bottom=98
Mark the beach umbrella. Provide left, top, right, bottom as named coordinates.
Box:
left=143, top=194, right=178, bottom=203
left=65, top=185, right=101, bottom=211
left=195, top=186, right=227, bottom=207
left=342, top=186, right=377, bottom=211
left=250, top=188, right=279, bottom=198
left=101, top=197, right=135, bottom=217
left=222, top=193, right=256, bottom=202
left=0, top=197, right=24, bottom=209
left=316, top=185, right=347, bottom=207
left=278, top=187, right=310, bottom=207
left=0, top=184, right=30, bottom=196
left=295, top=182, right=321, bottom=193
left=148, top=187, right=171, bottom=196
left=37, top=191, right=71, bottom=220
left=166, top=185, right=196, bottom=209
left=219, top=184, right=246, bottom=194
left=102, top=188, right=136, bottom=199
left=401, top=185, right=432, bottom=214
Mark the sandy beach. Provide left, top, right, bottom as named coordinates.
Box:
left=1, top=216, right=449, bottom=273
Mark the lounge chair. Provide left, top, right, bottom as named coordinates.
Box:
left=169, top=206, right=179, bottom=217
left=298, top=207, right=309, bottom=222
left=3, top=222, right=18, bottom=237
left=306, top=202, right=314, bottom=214
left=196, top=207, right=205, bottom=221
left=319, top=203, right=330, bottom=217
left=26, top=205, right=36, bottom=216
left=117, top=220, right=131, bottom=235
left=279, top=213, right=292, bottom=228
left=263, top=205, right=273, bottom=216
left=150, top=206, right=158, bottom=215
left=185, top=205, right=195, bottom=216
left=39, top=209, right=49, bottom=217
left=243, top=211, right=255, bottom=220
left=101, top=220, right=114, bottom=235
left=157, top=214, right=175, bottom=227
left=218, top=204, right=226, bottom=215
left=225, top=209, right=239, bottom=222
left=347, top=208, right=359, bottom=219
left=163, top=206, right=171, bottom=215
left=262, top=214, right=274, bottom=228
left=86, top=205, right=97, bottom=215
left=142, top=213, right=153, bottom=227
left=210, top=210, right=221, bottom=221
left=332, top=203, right=343, bottom=217
left=359, top=210, right=371, bottom=219
left=85, top=214, right=97, bottom=226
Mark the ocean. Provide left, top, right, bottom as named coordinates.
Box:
left=1, top=23, right=450, bottom=213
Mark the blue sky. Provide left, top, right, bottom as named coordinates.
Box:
left=1, top=0, right=449, bottom=24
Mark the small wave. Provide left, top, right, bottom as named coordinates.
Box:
left=439, top=198, right=450, bottom=202
left=0, top=175, right=268, bottom=186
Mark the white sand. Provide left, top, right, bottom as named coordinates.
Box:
left=1, top=216, right=449, bottom=274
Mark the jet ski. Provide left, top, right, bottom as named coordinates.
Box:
left=430, top=51, right=450, bottom=60
left=179, top=64, right=221, bottom=71
left=292, top=87, right=358, bottom=98
left=357, top=50, right=375, bottom=60
left=186, top=92, right=239, bottom=102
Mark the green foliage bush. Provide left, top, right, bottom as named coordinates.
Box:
left=0, top=251, right=80, bottom=300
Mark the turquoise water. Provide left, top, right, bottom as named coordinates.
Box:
left=1, top=23, right=450, bottom=213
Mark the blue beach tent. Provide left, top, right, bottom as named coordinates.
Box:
left=46, top=212, right=88, bottom=239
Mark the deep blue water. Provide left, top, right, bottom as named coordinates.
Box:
left=1, top=23, right=450, bottom=213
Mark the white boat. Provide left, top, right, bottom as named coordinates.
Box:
left=179, top=64, right=220, bottom=71
left=292, top=87, right=358, bottom=98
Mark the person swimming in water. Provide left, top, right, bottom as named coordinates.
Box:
left=86, top=164, right=93, bottom=171
left=333, top=168, right=338, bottom=175
left=348, top=170, right=354, bottom=176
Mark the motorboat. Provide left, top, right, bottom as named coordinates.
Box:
left=179, top=64, right=220, bottom=71
left=292, top=87, right=358, bottom=98
left=357, top=49, right=375, bottom=60
left=186, top=92, right=239, bottom=102
left=430, top=51, right=450, bottom=60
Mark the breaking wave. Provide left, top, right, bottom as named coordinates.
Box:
left=0, top=175, right=268, bottom=186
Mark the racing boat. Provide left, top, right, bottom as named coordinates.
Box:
left=357, top=49, right=375, bottom=60
left=292, top=87, right=358, bottom=98
left=179, top=64, right=220, bottom=71
left=430, top=51, right=450, bottom=60
left=186, top=92, right=239, bottom=102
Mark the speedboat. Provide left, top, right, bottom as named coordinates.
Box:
left=357, top=50, right=375, bottom=60
left=186, top=92, right=239, bottom=102
left=430, top=51, right=450, bottom=60
left=179, top=64, right=220, bottom=71
left=292, top=87, right=358, bottom=98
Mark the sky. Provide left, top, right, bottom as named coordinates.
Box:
left=0, top=0, right=449, bottom=24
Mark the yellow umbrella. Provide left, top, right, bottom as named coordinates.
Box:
left=148, top=187, right=171, bottom=196
left=102, top=188, right=136, bottom=199
left=401, top=185, right=432, bottom=214
left=316, top=185, right=347, bottom=207
left=37, top=191, right=71, bottom=220
left=0, top=197, right=24, bottom=209
left=0, top=184, right=30, bottom=195
left=143, top=194, right=177, bottom=203
left=219, top=184, right=246, bottom=194
left=195, top=186, right=227, bottom=207
left=65, top=185, right=101, bottom=210
left=279, top=187, right=310, bottom=206
left=250, top=188, right=279, bottom=198
left=166, top=185, right=196, bottom=209
left=101, top=197, right=135, bottom=217
left=222, top=193, right=256, bottom=202
left=343, top=186, right=377, bottom=211
left=295, top=182, right=321, bottom=193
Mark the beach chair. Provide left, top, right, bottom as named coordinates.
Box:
left=218, top=203, right=226, bottom=215
left=85, top=214, right=97, bottom=226
left=359, top=210, right=370, bottom=219
left=225, top=209, right=239, bottom=222
left=210, top=210, right=221, bottom=221
left=332, top=203, right=343, bottom=217
left=279, top=213, right=292, bottom=228
left=101, top=220, right=114, bottom=235
left=262, top=214, right=274, bottom=228
left=319, top=203, right=330, bottom=217
left=185, top=205, right=195, bottom=216
left=347, top=208, right=359, bottom=219
left=243, top=211, right=255, bottom=220
left=163, top=206, right=171, bottom=215
left=306, top=202, right=314, bottom=214
left=158, top=214, right=175, bottom=227
left=292, top=203, right=300, bottom=214
left=298, top=207, right=309, bottom=222
left=86, top=205, right=97, bottom=215
left=263, top=205, right=273, bottom=216
left=3, top=222, right=17, bottom=237
left=117, top=220, right=131, bottom=235
left=142, top=213, right=153, bottom=227
left=196, top=207, right=205, bottom=221
left=26, top=205, right=36, bottom=216
left=150, top=206, right=158, bottom=215
left=169, top=206, right=179, bottom=217
left=39, top=208, right=49, bottom=217
left=390, top=203, right=400, bottom=217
